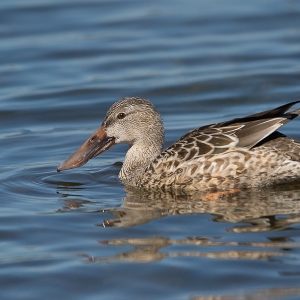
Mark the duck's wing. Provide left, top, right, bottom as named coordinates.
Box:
left=219, top=100, right=300, bottom=126
left=164, top=100, right=300, bottom=158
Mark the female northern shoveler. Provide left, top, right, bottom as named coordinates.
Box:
left=57, top=97, right=300, bottom=191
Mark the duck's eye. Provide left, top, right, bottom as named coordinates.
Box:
left=117, top=113, right=126, bottom=119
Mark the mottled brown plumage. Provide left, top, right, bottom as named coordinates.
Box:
left=58, top=97, right=300, bottom=191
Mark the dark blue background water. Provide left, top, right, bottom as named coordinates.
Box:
left=1, top=0, right=300, bottom=299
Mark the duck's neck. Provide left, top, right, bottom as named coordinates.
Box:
left=119, top=139, right=163, bottom=186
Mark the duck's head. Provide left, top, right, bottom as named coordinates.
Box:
left=57, top=97, right=164, bottom=172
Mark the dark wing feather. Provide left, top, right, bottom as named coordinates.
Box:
left=172, top=101, right=300, bottom=155
left=207, top=100, right=300, bottom=149
left=219, top=100, right=300, bottom=127
left=225, top=117, right=291, bottom=148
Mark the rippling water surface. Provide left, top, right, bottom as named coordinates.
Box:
left=1, top=0, right=300, bottom=299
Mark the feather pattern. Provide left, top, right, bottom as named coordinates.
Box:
left=139, top=100, right=300, bottom=191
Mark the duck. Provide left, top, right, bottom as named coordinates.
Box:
left=57, top=97, right=300, bottom=191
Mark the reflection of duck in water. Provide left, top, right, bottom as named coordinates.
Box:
left=58, top=97, right=300, bottom=191
left=101, top=186, right=300, bottom=229
left=78, top=187, right=300, bottom=265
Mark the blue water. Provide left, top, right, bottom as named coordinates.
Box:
left=1, top=0, right=300, bottom=299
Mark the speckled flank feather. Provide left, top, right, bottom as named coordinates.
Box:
left=141, top=137, right=300, bottom=191
left=59, top=97, right=300, bottom=191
